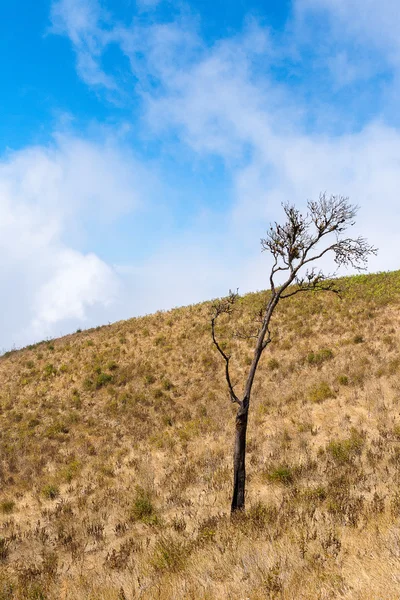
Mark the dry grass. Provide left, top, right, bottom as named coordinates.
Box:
left=1, top=271, right=400, bottom=598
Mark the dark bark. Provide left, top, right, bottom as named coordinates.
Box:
left=231, top=396, right=249, bottom=513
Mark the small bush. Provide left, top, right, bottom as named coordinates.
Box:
left=162, top=378, right=174, bottom=391
left=42, top=484, right=59, bottom=500
left=263, top=564, right=283, bottom=594
left=353, top=335, right=364, bottom=344
left=302, top=486, right=327, bottom=503
left=267, top=358, right=280, bottom=371
left=171, top=516, right=186, bottom=533
left=327, top=428, right=364, bottom=464
left=151, top=535, right=186, bottom=572
left=246, top=501, right=278, bottom=529
left=130, top=487, right=158, bottom=524
left=266, top=465, right=294, bottom=485
left=61, top=460, right=81, bottom=483
left=307, top=349, right=333, bottom=366
left=95, top=372, right=112, bottom=388
left=338, top=375, right=349, bottom=386
left=46, top=421, right=69, bottom=438
left=0, top=501, right=15, bottom=515
left=308, top=381, right=335, bottom=403
left=43, top=363, right=57, bottom=377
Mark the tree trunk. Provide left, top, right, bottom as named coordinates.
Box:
left=231, top=396, right=249, bottom=513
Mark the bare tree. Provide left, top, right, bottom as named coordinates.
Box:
left=211, top=194, right=377, bottom=513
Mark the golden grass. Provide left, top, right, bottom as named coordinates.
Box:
left=1, top=271, right=400, bottom=598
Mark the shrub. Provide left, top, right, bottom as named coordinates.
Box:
left=308, top=381, right=335, bottom=403
left=130, top=487, right=158, bottom=524
left=327, top=428, right=364, bottom=464
left=0, top=501, right=15, bottom=515
left=267, top=358, right=280, bottom=371
left=246, top=501, right=278, bottom=529
left=46, top=421, right=69, bottom=438
left=307, top=349, right=333, bottom=366
left=95, top=372, right=113, bottom=388
left=338, top=375, right=349, bottom=386
left=353, top=335, right=364, bottom=344
left=171, top=516, right=186, bottom=533
left=151, top=535, right=186, bottom=572
left=43, top=363, right=57, bottom=377
left=302, top=486, right=327, bottom=503
left=162, top=378, right=174, bottom=391
left=61, top=460, right=81, bottom=483
left=42, top=484, right=59, bottom=500
left=263, top=564, right=283, bottom=594
left=266, top=465, right=294, bottom=485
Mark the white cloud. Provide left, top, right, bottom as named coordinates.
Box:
left=296, top=0, right=400, bottom=60
left=49, top=0, right=400, bottom=265
left=32, top=250, right=118, bottom=330
left=50, top=0, right=117, bottom=89
left=0, top=133, right=143, bottom=350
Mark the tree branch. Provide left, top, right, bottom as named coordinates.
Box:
left=211, top=292, right=241, bottom=405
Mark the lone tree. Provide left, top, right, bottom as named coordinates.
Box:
left=211, top=194, right=377, bottom=513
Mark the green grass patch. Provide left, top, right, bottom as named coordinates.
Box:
left=308, top=381, right=335, bottom=403
left=327, top=428, right=365, bottom=464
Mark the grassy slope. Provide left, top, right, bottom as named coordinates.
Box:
left=1, top=271, right=400, bottom=599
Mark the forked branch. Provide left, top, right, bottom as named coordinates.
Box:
left=211, top=291, right=240, bottom=405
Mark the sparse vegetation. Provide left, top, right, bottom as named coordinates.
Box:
left=1, top=268, right=400, bottom=598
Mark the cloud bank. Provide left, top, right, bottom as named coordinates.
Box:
left=0, top=134, right=141, bottom=349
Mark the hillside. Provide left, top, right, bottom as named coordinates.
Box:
left=1, top=271, right=400, bottom=599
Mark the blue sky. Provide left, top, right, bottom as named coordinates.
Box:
left=1, top=0, right=400, bottom=349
